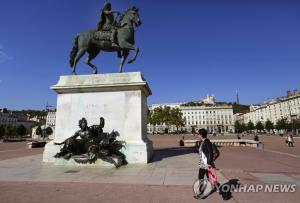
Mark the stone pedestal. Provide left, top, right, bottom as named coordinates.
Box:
left=43, top=72, right=153, bottom=165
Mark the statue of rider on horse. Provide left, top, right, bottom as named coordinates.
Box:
left=96, top=2, right=120, bottom=47
left=69, top=2, right=142, bottom=74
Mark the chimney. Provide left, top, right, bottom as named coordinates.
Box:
left=287, top=90, right=291, bottom=97
left=294, top=89, right=299, bottom=96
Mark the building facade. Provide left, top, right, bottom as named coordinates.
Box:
left=238, top=90, right=300, bottom=126
left=0, top=109, right=17, bottom=126
left=181, top=105, right=234, bottom=133
left=46, top=111, right=56, bottom=127
left=148, top=95, right=234, bottom=134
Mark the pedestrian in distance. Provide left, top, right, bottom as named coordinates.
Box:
left=287, top=131, right=294, bottom=147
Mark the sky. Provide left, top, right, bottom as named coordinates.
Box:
left=0, top=0, right=299, bottom=110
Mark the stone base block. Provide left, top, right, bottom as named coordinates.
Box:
left=121, top=140, right=153, bottom=163
left=43, top=72, right=153, bottom=166
left=43, top=140, right=153, bottom=167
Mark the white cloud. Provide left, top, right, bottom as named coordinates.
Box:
left=0, top=44, right=13, bottom=63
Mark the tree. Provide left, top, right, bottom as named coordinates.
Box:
left=152, top=106, right=165, bottom=125
left=234, top=121, right=242, bottom=133
left=247, top=121, right=255, bottom=131
left=0, top=125, right=5, bottom=139
left=16, top=125, right=27, bottom=137
left=276, top=119, right=287, bottom=130
left=255, top=121, right=264, bottom=131
left=286, top=122, right=293, bottom=131
left=170, top=107, right=185, bottom=132
left=241, top=123, right=247, bottom=132
left=36, top=126, right=42, bottom=136
left=265, top=120, right=274, bottom=132
left=148, top=106, right=185, bottom=134
left=294, top=119, right=300, bottom=130
left=148, top=106, right=166, bottom=133
left=162, top=106, right=172, bottom=127
left=4, top=125, right=17, bottom=138
left=232, top=103, right=250, bottom=114
left=45, top=127, right=53, bottom=136
left=147, top=109, right=152, bottom=124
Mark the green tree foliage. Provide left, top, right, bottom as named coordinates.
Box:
left=148, top=106, right=185, bottom=133
left=235, top=121, right=248, bottom=133
left=162, top=106, right=172, bottom=127
left=12, top=110, right=47, bottom=118
left=234, top=121, right=242, bottom=133
left=255, top=121, right=264, bottom=131
left=149, top=107, right=164, bottom=125
left=4, top=125, right=17, bottom=137
left=16, top=125, right=27, bottom=137
left=181, top=102, right=203, bottom=107
left=36, top=126, right=42, bottom=136
left=276, top=119, right=288, bottom=130
left=147, top=109, right=152, bottom=124
left=170, top=107, right=185, bottom=132
left=293, top=119, right=300, bottom=130
left=265, top=120, right=274, bottom=132
left=247, top=121, right=255, bottom=131
left=148, top=107, right=165, bottom=133
left=241, top=123, right=247, bottom=132
left=232, top=103, right=250, bottom=114
left=0, top=125, right=5, bottom=139
left=45, top=127, right=53, bottom=136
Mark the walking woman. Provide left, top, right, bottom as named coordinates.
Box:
left=194, top=128, right=218, bottom=199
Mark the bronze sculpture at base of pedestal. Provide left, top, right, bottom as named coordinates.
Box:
left=54, top=117, right=127, bottom=168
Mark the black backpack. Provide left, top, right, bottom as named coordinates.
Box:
left=211, top=143, right=220, bottom=161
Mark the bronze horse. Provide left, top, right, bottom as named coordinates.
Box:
left=69, top=7, right=141, bottom=74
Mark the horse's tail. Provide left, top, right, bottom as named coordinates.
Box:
left=69, top=34, right=79, bottom=67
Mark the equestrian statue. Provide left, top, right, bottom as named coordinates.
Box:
left=69, top=2, right=142, bottom=74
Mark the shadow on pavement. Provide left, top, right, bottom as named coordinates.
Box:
left=219, top=179, right=240, bottom=201
left=150, top=147, right=195, bottom=163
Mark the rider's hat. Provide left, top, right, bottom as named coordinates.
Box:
left=104, top=2, right=111, bottom=8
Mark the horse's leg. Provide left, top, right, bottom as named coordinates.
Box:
left=85, top=50, right=100, bottom=74
left=119, top=50, right=129, bottom=73
left=119, top=41, right=139, bottom=64
left=127, top=47, right=139, bottom=64
left=72, top=49, right=86, bottom=75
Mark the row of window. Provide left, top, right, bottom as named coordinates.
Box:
left=184, top=115, right=232, bottom=119
left=47, top=120, right=55, bottom=123
left=0, top=118, right=17, bottom=123
left=183, top=111, right=232, bottom=115
left=186, top=120, right=232, bottom=125
left=256, top=107, right=299, bottom=113
left=147, top=126, right=231, bottom=132
left=257, top=99, right=300, bottom=112
left=247, top=108, right=300, bottom=120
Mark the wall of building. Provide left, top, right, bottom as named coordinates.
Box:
left=239, top=93, right=300, bottom=126
left=147, top=96, right=234, bottom=134
left=46, top=111, right=56, bottom=127
left=0, top=112, right=17, bottom=126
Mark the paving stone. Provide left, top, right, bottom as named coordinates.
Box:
left=250, top=173, right=300, bottom=185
